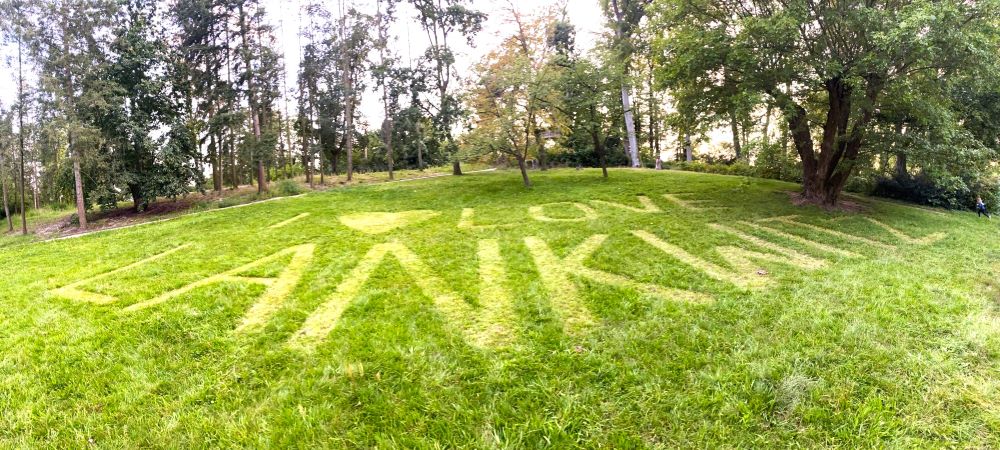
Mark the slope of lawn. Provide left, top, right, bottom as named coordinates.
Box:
left=2, top=168, right=999, bottom=447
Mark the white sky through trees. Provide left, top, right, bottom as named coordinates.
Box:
left=274, top=0, right=604, bottom=125
left=0, top=0, right=605, bottom=129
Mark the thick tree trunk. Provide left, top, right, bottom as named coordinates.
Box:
left=895, top=152, right=908, bottom=180
left=893, top=120, right=907, bottom=180
left=130, top=184, right=145, bottom=213
left=683, top=133, right=693, bottom=162
left=450, top=134, right=462, bottom=176
left=257, top=161, right=266, bottom=193
left=781, top=77, right=881, bottom=206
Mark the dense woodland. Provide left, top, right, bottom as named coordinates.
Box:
left=0, top=0, right=999, bottom=234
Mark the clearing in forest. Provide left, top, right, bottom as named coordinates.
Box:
left=1, top=169, right=998, bottom=447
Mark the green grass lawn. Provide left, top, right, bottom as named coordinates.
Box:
left=2, top=168, right=999, bottom=447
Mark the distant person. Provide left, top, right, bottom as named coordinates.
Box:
left=976, top=196, right=991, bottom=218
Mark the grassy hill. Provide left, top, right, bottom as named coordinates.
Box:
left=1, top=168, right=998, bottom=447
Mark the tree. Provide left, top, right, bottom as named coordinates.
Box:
left=172, top=0, right=229, bottom=193
left=545, top=17, right=620, bottom=178
left=336, top=8, right=371, bottom=182
left=1, top=0, right=31, bottom=233
left=409, top=0, right=486, bottom=176
left=653, top=0, right=1000, bottom=205
left=554, top=54, right=616, bottom=178
left=29, top=0, right=117, bottom=229
left=97, top=0, right=181, bottom=211
left=236, top=0, right=267, bottom=193
left=603, top=0, right=650, bottom=168
left=372, top=0, right=406, bottom=180
left=466, top=4, right=560, bottom=187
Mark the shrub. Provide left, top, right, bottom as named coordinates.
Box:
left=872, top=173, right=1000, bottom=210
left=275, top=179, right=304, bottom=196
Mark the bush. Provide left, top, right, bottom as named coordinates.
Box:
left=872, top=173, right=1000, bottom=210
left=274, top=179, right=304, bottom=196
left=664, top=160, right=758, bottom=177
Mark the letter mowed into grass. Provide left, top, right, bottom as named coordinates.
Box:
left=123, top=244, right=316, bottom=324
left=290, top=239, right=516, bottom=350
left=47, top=202, right=947, bottom=353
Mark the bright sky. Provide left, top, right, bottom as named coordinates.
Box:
left=0, top=0, right=607, bottom=129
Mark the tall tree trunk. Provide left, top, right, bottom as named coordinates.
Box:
left=1, top=148, right=12, bottom=232
left=70, top=133, right=86, bottom=230
left=894, top=121, right=907, bottom=180
left=647, top=58, right=659, bottom=160
left=256, top=154, right=266, bottom=192
left=451, top=133, right=462, bottom=175
left=239, top=4, right=265, bottom=194
left=383, top=118, right=394, bottom=180
left=343, top=71, right=355, bottom=182
left=303, top=130, right=312, bottom=188
left=730, top=111, right=742, bottom=160
left=301, top=93, right=312, bottom=188
left=59, top=16, right=86, bottom=231
left=316, top=134, right=328, bottom=186
left=282, top=116, right=293, bottom=179
left=598, top=139, right=608, bottom=179
left=18, top=35, right=28, bottom=234
left=762, top=103, right=773, bottom=147
left=416, top=119, right=425, bottom=171
left=209, top=31, right=222, bottom=193
left=229, top=131, right=238, bottom=189
left=32, top=165, right=39, bottom=210
left=620, top=86, right=640, bottom=167
left=534, top=128, right=547, bottom=171
left=590, top=105, right=608, bottom=179
left=683, top=132, right=693, bottom=162
left=211, top=133, right=222, bottom=192
left=610, top=0, right=641, bottom=168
